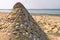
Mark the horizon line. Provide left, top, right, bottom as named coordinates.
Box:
left=0, top=9, right=60, bottom=10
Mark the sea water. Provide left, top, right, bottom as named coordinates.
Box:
left=0, top=9, right=60, bottom=14
left=28, top=9, right=60, bottom=14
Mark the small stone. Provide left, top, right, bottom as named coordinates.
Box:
left=16, top=23, right=19, bottom=25
left=15, top=35, right=19, bottom=38
left=12, top=31, right=18, bottom=35
left=37, top=38, right=40, bottom=40
left=34, top=37, right=36, bottom=40
left=24, top=22, right=28, bottom=25
left=26, top=32, right=28, bottom=34
left=20, top=24, right=23, bottom=26
left=29, top=33, right=33, bottom=38
left=15, top=26, right=19, bottom=28
left=23, top=32, right=25, bottom=35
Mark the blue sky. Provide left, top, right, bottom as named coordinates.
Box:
left=0, top=0, right=60, bottom=9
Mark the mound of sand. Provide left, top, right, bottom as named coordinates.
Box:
left=0, top=2, right=48, bottom=40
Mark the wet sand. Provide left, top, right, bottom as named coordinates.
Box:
left=0, top=12, right=60, bottom=40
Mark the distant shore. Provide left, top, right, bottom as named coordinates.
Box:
left=0, top=9, right=60, bottom=14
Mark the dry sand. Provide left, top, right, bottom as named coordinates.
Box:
left=33, top=14, right=60, bottom=40
left=0, top=12, right=60, bottom=40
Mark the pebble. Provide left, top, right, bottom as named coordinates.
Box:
left=24, top=22, right=28, bottom=25
left=23, top=32, right=25, bottom=35
left=12, top=31, right=18, bottom=35
left=16, top=23, right=19, bottom=25
left=26, top=32, right=28, bottom=34
left=20, top=24, right=24, bottom=27
left=15, top=26, right=19, bottom=28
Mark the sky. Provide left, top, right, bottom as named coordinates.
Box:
left=0, top=0, right=60, bottom=9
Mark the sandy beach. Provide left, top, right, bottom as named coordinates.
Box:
left=33, top=14, right=60, bottom=40
left=0, top=12, right=60, bottom=40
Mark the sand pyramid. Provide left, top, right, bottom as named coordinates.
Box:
left=0, top=2, right=48, bottom=40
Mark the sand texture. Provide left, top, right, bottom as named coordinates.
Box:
left=0, top=13, right=60, bottom=40
left=33, top=15, right=60, bottom=40
left=0, top=12, right=60, bottom=40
